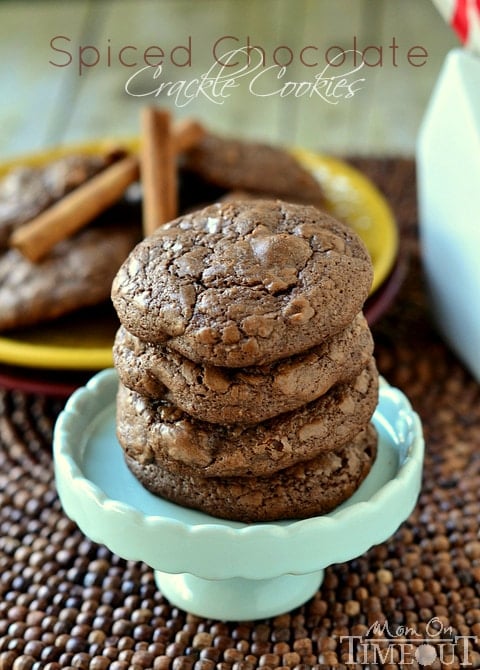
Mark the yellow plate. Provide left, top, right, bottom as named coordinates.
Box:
left=0, top=141, right=398, bottom=371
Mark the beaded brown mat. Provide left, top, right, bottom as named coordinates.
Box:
left=1, top=159, right=480, bottom=670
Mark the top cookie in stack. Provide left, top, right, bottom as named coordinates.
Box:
left=112, top=198, right=379, bottom=522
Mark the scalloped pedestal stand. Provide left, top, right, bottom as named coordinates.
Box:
left=54, top=369, right=424, bottom=621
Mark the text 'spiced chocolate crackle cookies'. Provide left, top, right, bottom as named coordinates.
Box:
left=112, top=199, right=380, bottom=522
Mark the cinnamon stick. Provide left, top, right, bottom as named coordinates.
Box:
left=172, top=118, right=206, bottom=154
left=141, top=107, right=176, bottom=237
left=10, top=155, right=140, bottom=263
left=9, top=116, right=206, bottom=262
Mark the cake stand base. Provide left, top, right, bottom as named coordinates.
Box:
left=54, top=369, right=424, bottom=622
left=155, top=570, right=325, bottom=621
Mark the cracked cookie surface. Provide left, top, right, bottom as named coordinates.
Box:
left=113, top=313, right=373, bottom=425
left=116, top=358, right=378, bottom=478
left=0, top=220, right=139, bottom=331
left=125, top=423, right=377, bottom=522
left=111, top=199, right=373, bottom=367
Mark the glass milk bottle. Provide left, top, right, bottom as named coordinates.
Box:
left=417, top=48, right=480, bottom=382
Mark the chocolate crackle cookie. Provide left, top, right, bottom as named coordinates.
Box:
left=182, top=132, right=325, bottom=206
left=111, top=199, right=373, bottom=367
left=0, top=221, right=139, bottom=331
left=125, top=423, right=378, bottom=523
left=116, top=359, right=378, bottom=479
left=113, top=313, right=374, bottom=424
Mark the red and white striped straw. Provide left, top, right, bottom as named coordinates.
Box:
left=431, top=0, right=480, bottom=52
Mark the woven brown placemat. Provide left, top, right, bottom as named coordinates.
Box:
left=1, top=159, right=480, bottom=670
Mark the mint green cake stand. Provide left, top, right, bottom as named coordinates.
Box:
left=53, top=369, right=424, bottom=621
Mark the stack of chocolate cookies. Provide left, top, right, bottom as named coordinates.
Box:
left=111, top=199, right=379, bottom=523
